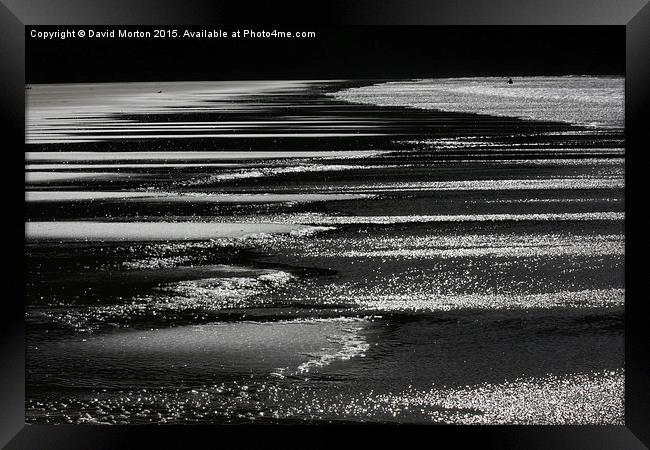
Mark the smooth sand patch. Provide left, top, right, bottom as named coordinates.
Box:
left=26, top=150, right=387, bottom=162
left=25, top=172, right=133, bottom=184
left=25, top=191, right=371, bottom=203
left=26, top=132, right=385, bottom=144
left=25, top=221, right=333, bottom=242
left=32, top=317, right=369, bottom=379
left=25, top=191, right=167, bottom=202
left=26, top=163, right=244, bottom=170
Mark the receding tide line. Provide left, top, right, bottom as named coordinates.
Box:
left=25, top=222, right=334, bottom=242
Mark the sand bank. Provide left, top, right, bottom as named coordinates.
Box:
left=25, top=221, right=333, bottom=242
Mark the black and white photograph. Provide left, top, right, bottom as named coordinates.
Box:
left=23, top=25, right=627, bottom=426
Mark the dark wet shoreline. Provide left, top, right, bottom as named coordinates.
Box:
left=25, top=79, right=625, bottom=424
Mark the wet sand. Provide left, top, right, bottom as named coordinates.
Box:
left=25, top=79, right=624, bottom=424
left=25, top=221, right=331, bottom=242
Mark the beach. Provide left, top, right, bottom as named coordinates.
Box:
left=25, top=78, right=624, bottom=424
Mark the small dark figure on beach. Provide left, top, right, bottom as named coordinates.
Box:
left=507, top=78, right=514, bottom=84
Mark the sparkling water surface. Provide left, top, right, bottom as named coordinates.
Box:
left=25, top=78, right=624, bottom=424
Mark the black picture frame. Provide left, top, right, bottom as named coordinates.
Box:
left=1, top=1, right=648, bottom=448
